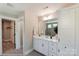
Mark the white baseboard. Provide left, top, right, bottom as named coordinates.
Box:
left=23, top=48, right=33, bottom=55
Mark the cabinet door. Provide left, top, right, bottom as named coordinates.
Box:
left=39, top=39, right=43, bottom=53
left=42, top=40, right=49, bottom=56
left=58, top=8, right=75, bottom=56
left=33, top=38, right=39, bottom=51
left=39, top=39, right=48, bottom=55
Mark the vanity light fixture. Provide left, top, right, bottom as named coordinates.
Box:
left=48, top=15, right=53, bottom=20
left=43, top=16, right=48, bottom=21
left=43, top=15, right=53, bottom=21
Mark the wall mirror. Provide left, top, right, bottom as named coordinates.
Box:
left=44, top=19, right=58, bottom=37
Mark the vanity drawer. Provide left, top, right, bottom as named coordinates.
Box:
left=49, top=42, right=57, bottom=46
left=49, top=44, right=57, bottom=49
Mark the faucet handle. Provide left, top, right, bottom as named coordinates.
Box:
left=64, top=46, right=67, bottom=48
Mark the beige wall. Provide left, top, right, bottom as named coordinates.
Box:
left=23, top=8, right=39, bottom=54
left=38, top=16, right=46, bottom=35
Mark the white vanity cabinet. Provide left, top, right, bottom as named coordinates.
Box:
left=33, top=36, right=58, bottom=56
left=33, top=37, right=49, bottom=56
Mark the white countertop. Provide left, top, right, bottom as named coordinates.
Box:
left=33, top=35, right=58, bottom=42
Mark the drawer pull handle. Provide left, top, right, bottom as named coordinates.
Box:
left=58, top=49, right=60, bottom=52
left=42, top=44, right=44, bottom=47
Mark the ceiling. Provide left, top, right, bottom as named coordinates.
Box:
left=0, top=3, right=33, bottom=18
left=28, top=3, right=75, bottom=16
left=0, top=3, right=75, bottom=18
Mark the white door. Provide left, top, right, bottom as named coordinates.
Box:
left=58, top=8, right=75, bottom=56
left=20, top=21, right=23, bottom=49
left=75, top=7, right=79, bottom=56
left=15, top=20, right=21, bottom=49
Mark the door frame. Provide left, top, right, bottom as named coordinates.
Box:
left=15, top=17, right=24, bottom=49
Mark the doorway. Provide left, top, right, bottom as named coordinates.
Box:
left=2, top=19, right=15, bottom=53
